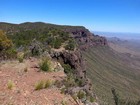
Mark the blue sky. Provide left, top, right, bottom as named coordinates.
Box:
left=0, top=0, right=140, bottom=33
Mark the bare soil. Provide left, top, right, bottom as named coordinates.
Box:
left=0, top=58, right=79, bottom=105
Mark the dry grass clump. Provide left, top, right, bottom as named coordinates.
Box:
left=39, top=57, right=51, bottom=72
left=7, top=80, right=15, bottom=90
left=35, top=79, right=54, bottom=90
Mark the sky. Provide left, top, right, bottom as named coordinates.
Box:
left=0, top=0, right=140, bottom=33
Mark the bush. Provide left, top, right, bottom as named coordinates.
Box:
left=63, top=75, right=76, bottom=87
left=49, top=37, right=62, bottom=49
left=89, top=96, right=95, bottom=103
left=35, top=79, right=54, bottom=90
left=4, top=47, right=17, bottom=59
left=0, top=30, right=15, bottom=59
left=17, top=52, right=24, bottom=63
left=62, top=64, right=73, bottom=74
left=30, top=39, right=43, bottom=56
left=111, top=88, right=120, bottom=105
left=111, top=88, right=140, bottom=105
left=65, top=39, right=75, bottom=51
left=35, top=80, right=44, bottom=90
left=7, top=80, right=15, bottom=90
left=39, top=58, right=50, bottom=72
left=77, top=90, right=86, bottom=99
left=44, top=79, right=54, bottom=88
left=54, top=37, right=62, bottom=49
left=0, top=30, right=13, bottom=51
left=75, top=78, right=84, bottom=87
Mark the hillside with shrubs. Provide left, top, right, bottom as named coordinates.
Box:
left=0, top=22, right=97, bottom=105
left=0, top=22, right=140, bottom=105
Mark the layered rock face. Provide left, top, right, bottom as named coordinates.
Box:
left=63, top=26, right=107, bottom=50
left=51, top=49, right=95, bottom=103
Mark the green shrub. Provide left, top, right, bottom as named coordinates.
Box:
left=39, top=58, right=50, bottom=72
left=111, top=88, right=120, bottom=105
left=4, top=47, right=17, bottom=59
left=0, top=30, right=16, bottom=59
left=62, top=64, right=73, bottom=74
left=54, top=37, right=62, bottom=49
left=89, top=96, right=95, bottom=103
left=65, top=39, right=75, bottom=51
left=17, top=52, right=24, bottom=63
left=31, top=47, right=40, bottom=56
left=7, top=80, right=15, bottom=90
left=75, top=78, right=84, bottom=87
left=64, top=74, right=76, bottom=88
left=111, top=88, right=140, bottom=105
left=35, top=80, right=44, bottom=90
left=77, top=90, right=86, bottom=99
left=49, top=37, right=62, bottom=49
left=18, top=57, right=23, bottom=63
left=0, top=30, right=13, bottom=51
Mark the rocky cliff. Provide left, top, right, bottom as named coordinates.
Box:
left=49, top=26, right=107, bottom=104
left=62, top=26, right=108, bottom=50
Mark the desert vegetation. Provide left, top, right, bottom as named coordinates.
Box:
left=7, top=80, right=15, bottom=90
left=0, top=30, right=17, bottom=59
left=35, top=79, right=54, bottom=90
left=111, top=88, right=140, bottom=105
left=0, top=30, right=13, bottom=51
left=0, top=22, right=139, bottom=105
left=39, top=57, right=51, bottom=72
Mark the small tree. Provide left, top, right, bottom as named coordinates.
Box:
left=0, top=30, right=13, bottom=51
left=54, top=37, right=62, bottom=49
left=111, top=88, right=139, bottom=105
left=65, top=39, right=75, bottom=51
left=111, top=88, right=119, bottom=105
left=39, top=58, right=51, bottom=72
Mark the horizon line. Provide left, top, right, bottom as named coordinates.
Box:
left=1, top=21, right=140, bottom=34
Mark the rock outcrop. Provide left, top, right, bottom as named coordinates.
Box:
left=62, top=26, right=107, bottom=50
left=49, top=25, right=107, bottom=104
left=50, top=49, right=96, bottom=104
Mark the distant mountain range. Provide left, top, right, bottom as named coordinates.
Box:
left=93, top=31, right=140, bottom=40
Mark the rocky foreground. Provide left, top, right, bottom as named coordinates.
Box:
left=0, top=57, right=79, bottom=105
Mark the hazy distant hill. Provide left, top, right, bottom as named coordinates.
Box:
left=93, top=31, right=140, bottom=40
left=107, top=37, right=140, bottom=56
